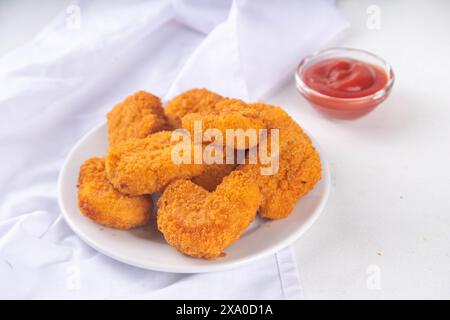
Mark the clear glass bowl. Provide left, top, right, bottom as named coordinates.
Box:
left=295, top=47, right=395, bottom=119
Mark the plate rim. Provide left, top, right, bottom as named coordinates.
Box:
left=57, top=121, right=331, bottom=273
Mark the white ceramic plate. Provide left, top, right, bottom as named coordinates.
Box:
left=58, top=122, right=330, bottom=273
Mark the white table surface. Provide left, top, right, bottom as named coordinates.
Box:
left=1, top=0, right=449, bottom=300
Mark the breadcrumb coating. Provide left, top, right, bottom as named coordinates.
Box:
left=105, top=131, right=205, bottom=195
left=77, top=157, right=152, bottom=229
left=190, top=145, right=242, bottom=191
left=239, top=103, right=322, bottom=219
left=191, top=163, right=237, bottom=192
left=165, top=88, right=223, bottom=128
left=181, top=99, right=265, bottom=149
left=107, top=91, right=169, bottom=147
left=157, top=171, right=261, bottom=259
left=189, top=144, right=238, bottom=191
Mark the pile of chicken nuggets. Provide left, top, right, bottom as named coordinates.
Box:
left=77, top=89, right=322, bottom=259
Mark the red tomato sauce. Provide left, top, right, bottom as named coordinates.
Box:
left=302, top=58, right=388, bottom=99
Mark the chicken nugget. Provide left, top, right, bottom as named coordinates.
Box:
left=181, top=99, right=265, bottom=149
left=191, top=163, right=237, bottom=192
left=105, top=131, right=205, bottom=195
left=239, top=103, right=322, bottom=219
left=157, top=171, right=261, bottom=259
left=241, top=135, right=321, bottom=219
left=78, top=157, right=152, bottom=229
left=191, top=144, right=240, bottom=191
left=107, top=91, right=169, bottom=147
left=165, top=88, right=223, bottom=128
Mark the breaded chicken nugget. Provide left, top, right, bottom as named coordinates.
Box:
left=165, top=89, right=223, bottom=128
left=191, top=163, right=237, bottom=192
left=107, top=91, right=169, bottom=147
left=239, top=103, right=322, bottom=219
left=181, top=99, right=265, bottom=149
left=157, top=171, right=261, bottom=259
left=105, top=131, right=205, bottom=195
left=240, top=135, right=321, bottom=219
left=219, top=101, right=303, bottom=135
left=78, top=157, right=152, bottom=229
left=190, top=144, right=242, bottom=191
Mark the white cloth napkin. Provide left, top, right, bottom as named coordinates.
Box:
left=0, top=0, right=347, bottom=299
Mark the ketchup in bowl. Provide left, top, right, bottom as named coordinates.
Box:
left=296, top=48, right=394, bottom=119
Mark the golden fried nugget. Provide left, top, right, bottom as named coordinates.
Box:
left=191, top=144, right=241, bottom=191
left=105, top=131, right=205, bottom=195
left=107, top=91, right=169, bottom=147
left=157, top=171, right=261, bottom=259
left=191, top=163, right=237, bottom=192
left=77, top=157, right=152, bottom=229
left=239, top=103, right=322, bottom=219
left=181, top=99, right=265, bottom=149
left=165, top=88, right=223, bottom=128
left=189, top=144, right=238, bottom=191
left=241, top=135, right=321, bottom=219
